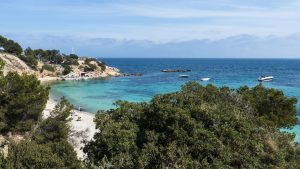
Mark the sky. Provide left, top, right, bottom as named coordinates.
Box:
left=1, top=0, right=300, bottom=58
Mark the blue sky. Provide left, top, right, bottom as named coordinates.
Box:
left=1, top=0, right=300, bottom=58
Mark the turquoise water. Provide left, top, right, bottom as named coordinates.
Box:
left=50, top=59, right=300, bottom=140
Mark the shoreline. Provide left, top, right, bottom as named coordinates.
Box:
left=42, top=98, right=97, bottom=160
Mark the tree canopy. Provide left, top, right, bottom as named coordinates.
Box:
left=0, top=62, right=82, bottom=168
left=237, top=84, right=298, bottom=128
left=0, top=72, right=49, bottom=133
left=1, top=98, right=83, bottom=169
left=0, top=35, right=23, bottom=56
left=84, top=82, right=299, bottom=168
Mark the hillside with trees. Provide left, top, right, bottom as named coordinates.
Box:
left=0, top=35, right=119, bottom=79
left=0, top=60, right=83, bottom=168
left=0, top=35, right=300, bottom=168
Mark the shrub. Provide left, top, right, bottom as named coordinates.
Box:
left=83, top=64, right=97, bottom=72
left=84, top=82, right=299, bottom=168
left=0, top=35, right=22, bottom=56
left=62, top=64, right=72, bottom=75
left=42, top=64, right=55, bottom=72
left=237, top=84, right=298, bottom=128
left=0, top=73, right=49, bottom=133
left=19, top=55, right=38, bottom=69
left=97, top=61, right=106, bottom=71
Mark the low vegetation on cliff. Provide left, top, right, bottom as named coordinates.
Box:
left=0, top=35, right=117, bottom=78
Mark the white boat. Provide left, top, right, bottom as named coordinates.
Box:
left=179, top=75, right=189, bottom=78
left=258, top=75, right=273, bottom=82
left=201, top=77, right=210, bottom=81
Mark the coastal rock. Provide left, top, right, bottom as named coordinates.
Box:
left=0, top=53, right=35, bottom=75
left=161, top=69, right=191, bottom=72
left=120, top=73, right=143, bottom=76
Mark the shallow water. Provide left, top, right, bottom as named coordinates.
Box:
left=49, top=58, right=300, bottom=140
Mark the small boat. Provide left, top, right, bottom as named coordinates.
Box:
left=201, top=77, right=210, bottom=81
left=179, top=75, right=189, bottom=78
left=258, top=75, right=273, bottom=82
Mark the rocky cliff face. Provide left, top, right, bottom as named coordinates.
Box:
left=0, top=53, right=35, bottom=75
left=0, top=52, right=120, bottom=79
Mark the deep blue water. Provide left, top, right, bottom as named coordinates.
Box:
left=49, top=58, right=300, bottom=140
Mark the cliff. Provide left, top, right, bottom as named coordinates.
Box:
left=0, top=52, right=120, bottom=81
left=0, top=53, right=35, bottom=75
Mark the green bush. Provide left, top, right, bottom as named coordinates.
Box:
left=19, top=55, right=38, bottom=69
left=3, top=139, right=83, bottom=169
left=0, top=35, right=23, bottom=56
left=0, top=73, right=49, bottom=133
left=84, top=58, right=97, bottom=65
left=84, top=82, right=299, bottom=168
left=237, top=84, right=297, bottom=128
left=97, top=61, right=106, bottom=71
left=62, top=64, right=72, bottom=75
left=83, top=64, right=97, bottom=72
left=42, top=64, right=55, bottom=72
left=33, top=97, right=72, bottom=144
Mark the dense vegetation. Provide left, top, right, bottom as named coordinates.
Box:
left=42, top=64, right=55, bottom=72
left=0, top=72, right=49, bottom=133
left=83, top=58, right=106, bottom=72
left=0, top=97, right=83, bottom=169
left=0, top=35, right=106, bottom=73
left=1, top=35, right=300, bottom=168
left=0, top=35, right=22, bottom=56
left=237, top=85, right=298, bottom=128
left=84, top=82, right=299, bottom=168
left=0, top=61, right=82, bottom=168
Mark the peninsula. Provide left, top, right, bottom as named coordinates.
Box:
left=0, top=35, right=120, bottom=82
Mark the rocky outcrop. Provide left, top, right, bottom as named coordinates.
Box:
left=0, top=52, right=121, bottom=81
left=103, top=66, right=121, bottom=76
left=0, top=53, right=35, bottom=75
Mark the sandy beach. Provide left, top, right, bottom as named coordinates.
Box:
left=42, top=99, right=96, bottom=160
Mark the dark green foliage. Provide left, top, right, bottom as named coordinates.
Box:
left=0, top=59, right=4, bottom=75
left=84, top=82, right=300, bottom=168
left=37, top=49, right=63, bottom=64
left=2, top=139, right=83, bottom=169
left=0, top=35, right=22, bottom=56
left=83, top=58, right=104, bottom=72
left=33, top=97, right=72, bottom=143
left=69, top=54, right=79, bottom=60
left=20, top=47, right=38, bottom=69
left=42, top=64, right=55, bottom=72
left=64, top=54, right=79, bottom=65
left=19, top=55, right=38, bottom=69
left=62, top=64, right=72, bottom=75
left=27, top=98, right=83, bottom=169
left=0, top=64, right=82, bottom=168
left=0, top=72, right=49, bottom=133
left=237, top=84, right=298, bottom=128
left=0, top=98, right=82, bottom=169
left=4, top=140, right=66, bottom=169
left=32, top=48, right=45, bottom=60
left=97, top=61, right=106, bottom=71
left=83, top=64, right=97, bottom=72
left=84, top=58, right=97, bottom=64
left=24, top=47, right=34, bottom=57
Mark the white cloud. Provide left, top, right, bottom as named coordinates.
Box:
left=6, top=33, right=300, bottom=58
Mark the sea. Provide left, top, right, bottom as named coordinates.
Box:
left=49, top=58, right=300, bottom=140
